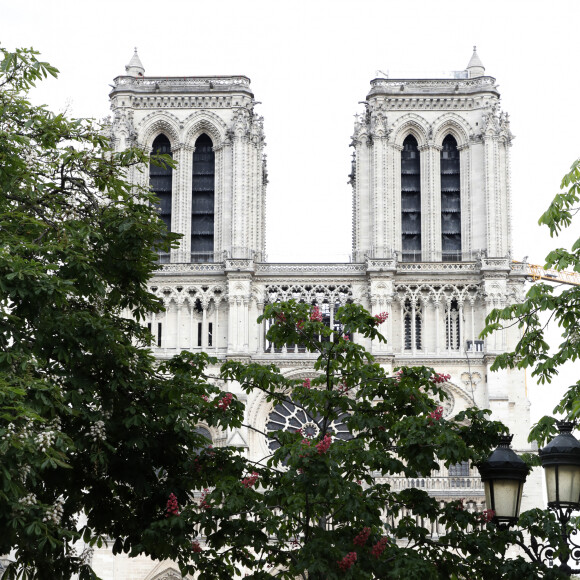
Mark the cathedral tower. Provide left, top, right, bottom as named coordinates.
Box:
left=109, top=49, right=267, bottom=264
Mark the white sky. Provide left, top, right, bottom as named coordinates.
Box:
left=2, top=0, right=579, bottom=426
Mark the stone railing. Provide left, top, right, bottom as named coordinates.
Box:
left=255, top=263, right=367, bottom=275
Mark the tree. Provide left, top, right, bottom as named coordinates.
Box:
left=170, top=301, right=565, bottom=579
left=0, top=48, right=245, bottom=579
left=482, top=158, right=580, bottom=440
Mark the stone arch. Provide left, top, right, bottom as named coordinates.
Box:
left=392, top=113, right=429, bottom=147
left=183, top=111, right=228, bottom=148
left=432, top=113, right=472, bottom=148
left=138, top=111, right=181, bottom=150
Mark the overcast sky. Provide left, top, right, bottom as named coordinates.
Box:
left=2, top=0, right=579, bottom=424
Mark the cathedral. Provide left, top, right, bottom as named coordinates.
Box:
left=90, top=48, right=541, bottom=579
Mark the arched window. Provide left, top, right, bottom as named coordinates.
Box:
left=403, top=299, right=422, bottom=351
left=401, top=135, right=421, bottom=262
left=441, top=135, right=461, bottom=261
left=149, top=134, right=173, bottom=263
left=445, top=298, right=460, bottom=350
left=191, top=134, right=215, bottom=262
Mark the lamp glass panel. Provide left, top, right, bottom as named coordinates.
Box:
left=486, top=480, right=521, bottom=519
left=545, top=465, right=580, bottom=505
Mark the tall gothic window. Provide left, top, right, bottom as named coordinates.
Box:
left=445, top=299, right=460, bottom=350
left=441, top=135, right=461, bottom=261
left=403, top=299, right=422, bottom=351
left=149, top=134, right=172, bottom=263
left=191, top=134, right=215, bottom=262
left=401, top=135, right=421, bottom=262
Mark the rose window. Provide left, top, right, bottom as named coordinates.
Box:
left=266, top=398, right=351, bottom=452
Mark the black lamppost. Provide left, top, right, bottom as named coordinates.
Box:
left=478, top=423, right=580, bottom=576
left=478, top=434, right=529, bottom=527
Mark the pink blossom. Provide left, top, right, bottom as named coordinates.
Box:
left=338, top=552, right=357, bottom=571
left=217, top=392, right=233, bottom=410
left=343, top=334, right=350, bottom=341
left=201, top=395, right=209, bottom=402
left=316, top=434, right=332, bottom=455
left=241, top=471, right=259, bottom=488
left=296, top=320, right=304, bottom=331
left=199, top=488, right=211, bottom=509
left=432, top=372, right=451, bottom=384
left=165, top=493, right=179, bottom=517
left=481, top=509, right=495, bottom=523
left=374, top=312, right=389, bottom=324
left=192, top=540, right=202, bottom=553
left=429, top=406, right=444, bottom=423
left=303, top=378, right=311, bottom=389
left=353, top=527, right=371, bottom=546
left=310, top=305, right=323, bottom=322
left=371, top=536, right=389, bottom=559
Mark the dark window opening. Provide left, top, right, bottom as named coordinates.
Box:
left=192, top=134, right=215, bottom=263
left=150, top=134, right=173, bottom=263
left=401, top=135, right=421, bottom=262
left=441, top=135, right=461, bottom=261
left=403, top=299, right=422, bottom=350
left=197, top=322, right=202, bottom=347
left=208, top=322, right=213, bottom=347
left=445, top=299, right=460, bottom=350
left=157, top=322, right=162, bottom=347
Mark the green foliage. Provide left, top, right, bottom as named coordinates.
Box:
left=0, top=47, right=244, bottom=578
left=481, top=159, right=580, bottom=434
left=175, top=301, right=562, bottom=579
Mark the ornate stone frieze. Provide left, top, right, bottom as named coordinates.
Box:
left=255, top=263, right=366, bottom=275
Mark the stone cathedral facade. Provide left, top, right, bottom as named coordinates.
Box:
left=90, top=49, right=540, bottom=579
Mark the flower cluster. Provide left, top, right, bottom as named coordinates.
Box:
left=43, top=496, right=65, bottom=525
left=432, top=372, right=451, bottom=384
left=316, top=434, right=332, bottom=455
left=371, top=536, right=389, bottom=559
left=199, top=488, right=211, bottom=509
left=201, top=395, right=209, bottom=402
left=429, top=406, right=444, bottom=423
left=241, top=471, right=259, bottom=488
left=191, top=540, right=202, bottom=553
left=165, top=493, right=179, bottom=517
left=353, top=527, right=371, bottom=546
left=481, top=509, right=495, bottom=523
left=303, top=378, right=311, bottom=389
left=343, top=334, right=350, bottom=341
left=338, top=552, right=357, bottom=571
left=89, top=420, right=106, bottom=442
left=217, top=393, right=233, bottom=410
left=35, top=429, right=55, bottom=452
left=310, top=306, right=322, bottom=322
left=337, top=382, right=349, bottom=393
left=296, top=320, right=304, bottom=331
left=276, top=312, right=286, bottom=323
left=19, top=493, right=37, bottom=507
left=374, top=312, right=389, bottom=325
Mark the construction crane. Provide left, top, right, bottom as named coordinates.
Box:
left=513, top=261, right=580, bottom=286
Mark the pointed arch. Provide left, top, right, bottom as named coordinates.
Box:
left=432, top=113, right=472, bottom=148
left=139, top=112, right=181, bottom=150
left=391, top=113, right=429, bottom=148
left=183, top=111, right=228, bottom=148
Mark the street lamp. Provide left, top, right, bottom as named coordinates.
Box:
left=478, top=434, right=529, bottom=527
left=478, top=423, right=580, bottom=575
left=539, top=421, right=580, bottom=513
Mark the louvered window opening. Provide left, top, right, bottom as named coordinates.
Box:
left=403, top=299, right=422, bottom=351
left=150, top=134, right=172, bottom=263
left=401, top=135, right=421, bottom=262
left=445, top=299, right=460, bottom=350
left=191, top=134, right=215, bottom=262
left=441, top=135, right=461, bottom=261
